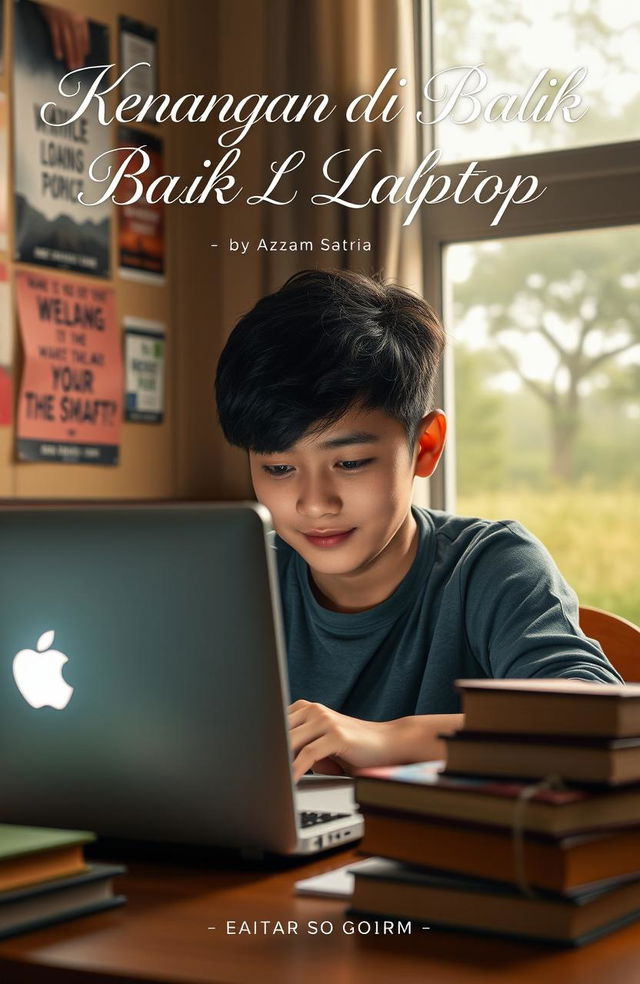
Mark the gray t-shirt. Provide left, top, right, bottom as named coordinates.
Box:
left=273, top=506, right=621, bottom=719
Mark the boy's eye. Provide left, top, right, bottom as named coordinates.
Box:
left=262, top=464, right=293, bottom=476
left=261, top=458, right=374, bottom=476
left=338, top=458, right=373, bottom=471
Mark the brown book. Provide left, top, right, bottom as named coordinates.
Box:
left=359, top=808, right=640, bottom=892
left=351, top=859, right=640, bottom=946
left=0, top=825, right=94, bottom=894
left=442, top=731, right=640, bottom=785
left=355, top=762, right=640, bottom=836
left=456, top=679, right=640, bottom=738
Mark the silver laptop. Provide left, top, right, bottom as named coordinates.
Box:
left=0, top=503, right=362, bottom=855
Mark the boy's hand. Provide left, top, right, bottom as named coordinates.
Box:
left=288, top=701, right=466, bottom=782
left=288, top=699, right=391, bottom=781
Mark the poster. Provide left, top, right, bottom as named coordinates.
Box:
left=119, top=16, right=158, bottom=124
left=12, top=0, right=111, bottom=276
left=118, top=126, right=165, bottom=280
left=16, top=270, right=122, bottom=463
left=0, top=262, right=11, bottom=425
left=124, top=318, right=165, bottom=423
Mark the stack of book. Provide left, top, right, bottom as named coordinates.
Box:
left=0, top=823, right=125, bottom=940
left=353, top=679, right=640, bottom=945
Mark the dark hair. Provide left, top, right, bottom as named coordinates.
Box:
left=215, top=269, right=445, bottom=453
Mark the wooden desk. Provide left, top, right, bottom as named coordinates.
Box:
left=1, top=846, right=640, bottom=984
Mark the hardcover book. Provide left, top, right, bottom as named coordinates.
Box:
left=0, top=863, right=126, bottom=941
left=356, top=762, right=640, bottom=835
left=455, top=679, right=640, bottom=737
left=442, top=732, right=640, bottom=785
left=358, top=808, right=640, bottom=893
left=350, top=858, right=640, bottom=946
left=0, top=824, right=95, bottom=894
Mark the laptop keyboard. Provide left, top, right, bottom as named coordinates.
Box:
left=299, top=810, right=351, bottom=828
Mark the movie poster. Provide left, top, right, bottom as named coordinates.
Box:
left=118, top=126, right=165, bottom=280
left=12, top=0, right=111, bottom=276
left=16, top=270, right=122, bottom=463
left=124, top=317, right=165, bottom=422
left=119, top=15, right=158, bottom=124
left=0, top=262, right=11, bottom=425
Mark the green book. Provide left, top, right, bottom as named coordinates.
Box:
left=0, top=824, right=96, bottom=894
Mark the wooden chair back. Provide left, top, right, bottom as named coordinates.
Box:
left=579, top=606, right=640, bottom=682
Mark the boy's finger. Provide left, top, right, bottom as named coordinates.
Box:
left=288, top=720, right=328, bottom=755
left=293, top=735, right=335, bottom=780
left=288, top=701, right=332, bottom=729
left=288, top=699, right=309, bottom=710
left=287, top=707, right=311, bottom=729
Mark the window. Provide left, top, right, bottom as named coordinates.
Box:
left=446, top=227, right=640, bottom=622
left=421, top=1, right=640, bottom=622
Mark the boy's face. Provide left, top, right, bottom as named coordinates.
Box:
left=249, top=406, right=425, bottom=579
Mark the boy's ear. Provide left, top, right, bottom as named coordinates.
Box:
left=414, top=411, right=447, bottom=478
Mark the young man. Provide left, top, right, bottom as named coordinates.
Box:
left=215, top=269, right=621, bottom=780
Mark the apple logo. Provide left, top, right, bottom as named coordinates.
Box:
left=12, top=630, right=74, bottom=710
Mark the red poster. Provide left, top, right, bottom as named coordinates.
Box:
left=16, top=271, right=122, bottom=464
